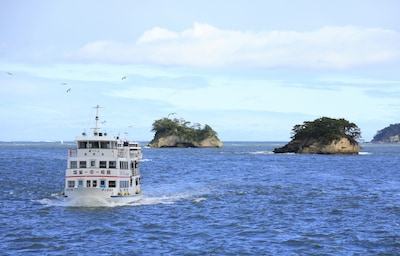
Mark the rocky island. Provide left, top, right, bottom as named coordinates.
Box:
left=148, top=117, right=223, bottom=148
left=273, top=117, right=361, bottom=154
left=371, top=123, right=400, bottom=143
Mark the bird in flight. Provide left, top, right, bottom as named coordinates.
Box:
left=61, top=82, right=67, bottom=85
left=66, top=88, right=71, bottom=93
left=6, top=72, right=12, bottom=75
left=121, top=76, right=126, bottom=80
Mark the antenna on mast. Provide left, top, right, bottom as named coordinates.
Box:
left=93, top=105, right=103, bottom=135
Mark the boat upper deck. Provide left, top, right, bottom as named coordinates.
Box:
left=70, top=133, right=141, bottom=159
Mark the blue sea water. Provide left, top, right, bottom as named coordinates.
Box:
left=1, top=141, right=399, bottom=255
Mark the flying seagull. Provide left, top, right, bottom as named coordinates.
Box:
left=6, top=72, right=12, bottom=75
left=121, top=76, right=126, bottom=80
left=168, top=112, right=177, bottom=117
left=66, top=88, right=71, bottom=93
left=61, top=82, right=67, bottom=85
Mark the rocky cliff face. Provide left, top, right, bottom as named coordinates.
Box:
left=273, top=137, right=359, bottom=154
left=148, top=135, right=223, bottom=148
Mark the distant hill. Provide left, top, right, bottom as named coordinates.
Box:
left=371, top=123, right=400, bottom=143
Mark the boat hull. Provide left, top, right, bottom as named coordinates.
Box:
left=64, top=188, right=142, bottom=206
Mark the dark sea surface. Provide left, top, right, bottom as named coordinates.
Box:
left=1, top=141, right=399, bottom=255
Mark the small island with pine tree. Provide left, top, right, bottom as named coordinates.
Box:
left=273, top=117, right=361, bottom=154
left=148, top=117, right=223, bottom=148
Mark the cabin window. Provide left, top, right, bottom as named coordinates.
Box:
left=120, top=180, right=129, bottom=188
left=68, top=180, right=75, bottom=188
left=93, top=180, right=97, bottom=187
left=79, top=170, right=83, bottom=174
left=107, top=170, right=111, bottom=175
left=120, top=161, right=128, bottom=170
left=90, top=170, right=94, bottom=174
left=73, top=170, right=77, bottom=175
left=79, top=142, right=87, bottom=148
left=89, top=141, right=99, bottom=148
left=79, top=161, right=86, bottom=168
left=90, top=160, right=96, bottom=167
left=101, top=170, right=105, bottom=174
left=70, top=161, right=77, bottom=168
left=109, top=161, right=116, bottom=168
left=99, top=161, right=107, bottom=168
left=100, top=142, right=110, bottom=148
left=78, top=180, right=83, bottom=188
left=100, top=179, right=106, bottom=188
left=108, top=180, right=116, bottom=188
left=86, top=180, right=91, bottom=187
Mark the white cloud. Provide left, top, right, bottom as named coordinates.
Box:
left=69, top=22, right=400, bottom=69
left=137, top=27, right=179, bottom=44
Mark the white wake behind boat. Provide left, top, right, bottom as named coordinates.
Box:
left=64, top=105, right=142, bottom=206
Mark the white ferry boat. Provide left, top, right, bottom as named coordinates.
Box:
left=64, top=105, right=142, bottom=205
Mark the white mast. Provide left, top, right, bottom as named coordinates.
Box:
left=93, top=105, right=100, bottom=135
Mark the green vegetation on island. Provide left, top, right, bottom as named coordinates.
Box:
left=291, top=117, right=361, bottom=144
left=274, top=117, right=361, bottom=154
left=148, top=117, right=222, bottom=148
left=371, top=123, right=400, bottom=143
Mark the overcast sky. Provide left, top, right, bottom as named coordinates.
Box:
left=1, top=0, right=399, bottom=142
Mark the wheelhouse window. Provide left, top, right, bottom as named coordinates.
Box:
left=108, top=180, right=116, bottom=188
left=99, top=161, right=107, bottom=168
left=68, top=180, right=75, bottom=188
left=90, top=160, right=96, bottom=167
left=70, top=161, right=77, bottom=168
left=79, top=161, right=86, bottom=168
left=78, top=142, right=87, bottom=148
left=89, top=141, right=99, bottom=148
left=109, top=161, right=116, bottom=168
left=100, top=141, right=110, bottom=148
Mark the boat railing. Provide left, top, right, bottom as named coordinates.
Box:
left=132, top=169, right=140, bottom=176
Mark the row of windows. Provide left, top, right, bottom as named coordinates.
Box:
left=78, top=141, right=117, bottom=149
left=68, top=179, right=139, bottom=188
left=70, top=160, right=130, bottom=169
left=68, top=179, right=118, bottom=188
